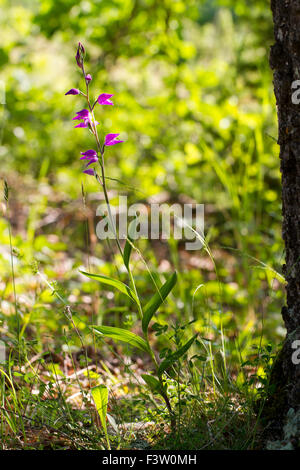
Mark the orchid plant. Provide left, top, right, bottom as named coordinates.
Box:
left=65, top=42, right=197, bottom=432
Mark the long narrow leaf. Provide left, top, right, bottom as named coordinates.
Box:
left=141, top=374, right=165, bottom=395
left=142, top=272, right=177, bottom=334
left=91, top=325, right=150, bottom=353
left=158, top=334, right=198, bottom=376
left=80, top=270, right=138, bottom=303
left=91, top=385, right=110, bottom=449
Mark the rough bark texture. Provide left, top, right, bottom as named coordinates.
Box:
left=265, top=0, right=300, bottom=437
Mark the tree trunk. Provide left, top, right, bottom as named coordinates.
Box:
left=264, top=0, right=300, bottom=441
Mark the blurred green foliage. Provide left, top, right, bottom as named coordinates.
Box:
left=0, top=0, right=285, bottom=361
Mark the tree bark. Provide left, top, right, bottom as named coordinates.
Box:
left=265, top=0, right=300, bottom=438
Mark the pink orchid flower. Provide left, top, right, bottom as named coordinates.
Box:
left=72, top=109, right=98, bottom=128
left=105, top=133, right=124, bottom=146
left=83, top=169, right=95, bottom=176
left=97, top=93, right=114, bottom=105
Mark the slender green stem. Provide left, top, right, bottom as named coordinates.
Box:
left=80, top=67, right=175, bottom=430
left=5, top=196, right=19, bottom=342
left=82, top=71, right=123, bottom=258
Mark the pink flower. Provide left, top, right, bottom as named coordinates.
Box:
left=74, top=121, right=89, bottom=128
left=86, top=160, right=97, bottom=167
left=83, top=169, right=95, bottom=176
left=97, top=93, right=114, bottom=105
left=73, top=109, right=90, bottom=120
left=85, top=74, right=92, bottom=82
left=80, top=149, right=98, bottom=173
left=105, top=133, right=124, bottom=146
left=72, top=109, right=98, bottom=128
left=65, top=88, right=80, bottom=95
left=80, top=149, right=98, bottom=165
left=80, top=149, right=98, bottom=159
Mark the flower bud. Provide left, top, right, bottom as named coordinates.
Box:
left=76, top=42, right=85, bottom=69
left=65, top=88, right=80, bottom=95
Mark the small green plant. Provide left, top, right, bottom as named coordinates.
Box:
left=65, top=43, right=198, bottom=431
left=91, top=385, right=110, bottom=449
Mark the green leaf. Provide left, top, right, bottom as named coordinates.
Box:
left=141, top=374, right=165, bottom=395
left=91, top=385, right=108, bottom=428
left=91, top=385, right=110, bottom=449
left=142, top=272, right=177, bottom=334
left=123, top=218, right=138, bottom=269
left=79, top=270, right=138, bottom=303
left=91, top=325, right=150, bottom=353
left=158, top=334, right=198, bottom=376
left=191, top=354, right=207, bottom=362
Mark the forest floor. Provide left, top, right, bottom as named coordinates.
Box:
left=0, top=173, right=284, bottom=450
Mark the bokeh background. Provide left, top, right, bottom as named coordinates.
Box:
left=0, top=0, right=285, bottom=371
